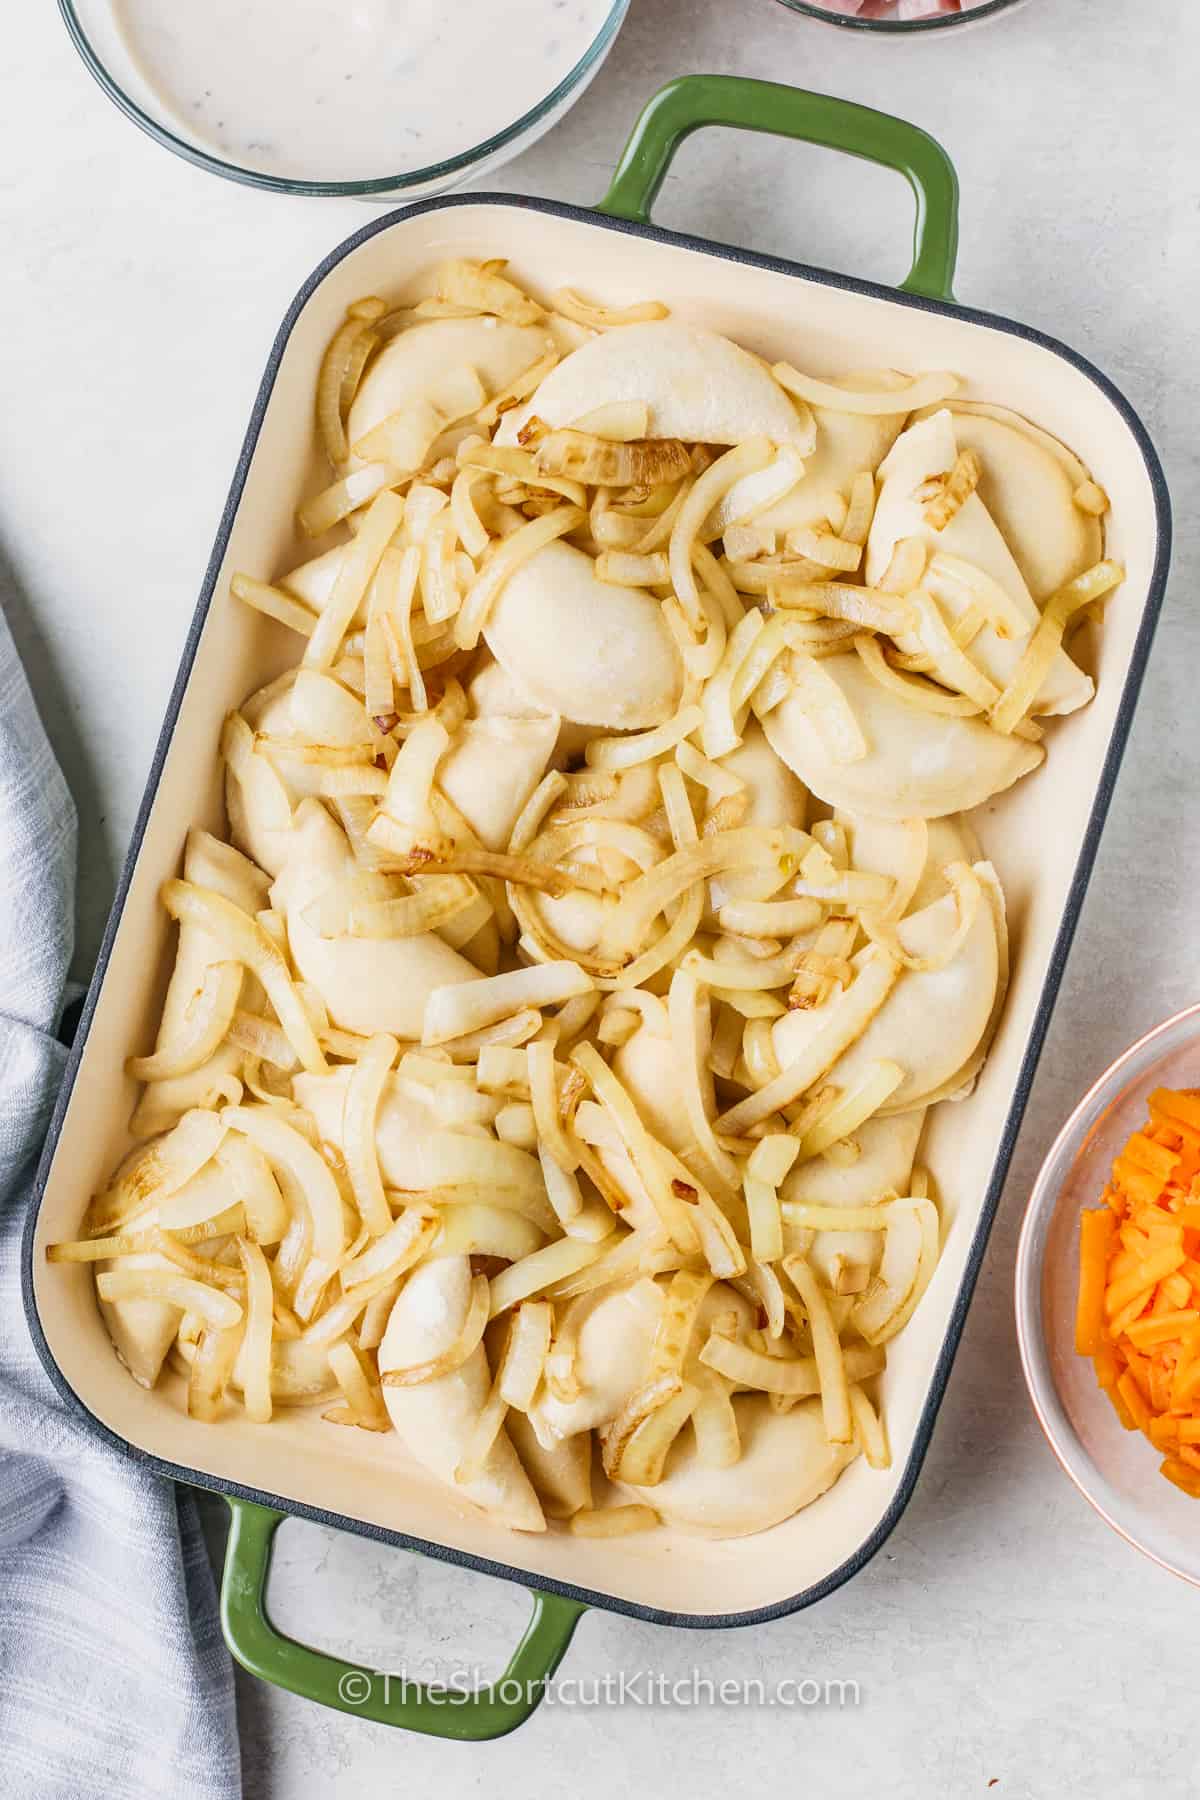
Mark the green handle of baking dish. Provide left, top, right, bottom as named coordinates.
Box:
left=220, top=1499, right=586, bottom=1739
left=597, top=74, right=959, bottom=301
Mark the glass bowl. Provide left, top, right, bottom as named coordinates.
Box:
left=774, top=0, right=1028, bottom=32
left=1015, top=1003, right=1200, bottom=1587
left=58, top=0, right=630, bottom=200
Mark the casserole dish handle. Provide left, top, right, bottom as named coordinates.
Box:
left=221, top=1499, right=586, bottom=1739
left=597, top=74, right=959, bottom=301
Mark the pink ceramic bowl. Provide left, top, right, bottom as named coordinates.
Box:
left=1015, top=1003, right=1200, bottom=1586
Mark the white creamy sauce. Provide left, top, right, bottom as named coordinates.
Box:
left=112, top=0, right=613, bottom=183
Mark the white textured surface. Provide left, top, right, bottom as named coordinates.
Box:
left=4, top=0, right=1197, bottom=1792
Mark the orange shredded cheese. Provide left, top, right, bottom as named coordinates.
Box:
left=1075, top=1087, right=1200, bottom=1495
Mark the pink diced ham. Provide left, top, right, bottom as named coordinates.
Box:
left=897, top=0, right=960, bottom=17
left=809, top=0, right=990, bottom=19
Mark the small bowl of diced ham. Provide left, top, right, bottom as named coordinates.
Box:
left=777, top=0, right=1026, bottom=29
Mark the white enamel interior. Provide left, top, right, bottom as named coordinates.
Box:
left=30, top=201, right=1163, bottom=1622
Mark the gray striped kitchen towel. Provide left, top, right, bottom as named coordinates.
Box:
left=0, top=601, right=241, bottom=1799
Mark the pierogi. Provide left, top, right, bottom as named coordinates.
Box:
left=66, top=258, right=1122, bottom=1552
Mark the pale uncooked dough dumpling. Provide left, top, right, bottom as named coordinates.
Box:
left=379, top=1257, right=545, bottom=1532
left=914, top=400, right=1104, bottom=601
left=293, top=1064, right=545, bottom=1196
left=783, top=1110, right=926, bottom=1284
left=271, top=801, right=475, bottom=1039
left=159, top=830, right=268, bottom=1042
left=719, top=722, right=808, bottom=829
left=530, top=1278, right=753, bottom=1443
left=533, top=886, right=614, bottom=956
left=866, top=412, right=1093, bottom=718
left=348, top=317, right=553, bottom=451
left=246, top=671, right=376, bottom=812
left=484, top=540, right=684, bottom=729
left=233, top=1331, right=338, bottom=1405
left=506, top=1411, right=592, bottom=1519
left=228, top=674, right=376, bottom=877
left=277, top=545, right=374, bottom=629
left=584, top=1125, right=668, bottom=1243
left=496, top=320, right=813, bottom=450
left=836, top=810, right=982, bottom=916
left=771, top=867, right=1001, bottom=1114
left=763, top=653, right=1043, bottom=819
left=532, top=1278, right=663, bottom=1441
left=753, top=371, right=912, bottom=537
left=99, top=1250, right=184, bottom=1389
left=104, top=1227, right=239, bottom=1386
left=622, top=1396, right=858, bottom=1537
left=467, top=656, right=598, bottom=768
left=612, top=1027, right=691, bottom=1159
left=225, top=749, right=293, bottom=881
left=467, top=657, right=551, bottom=720
left=710, top=721, right=808, bottom=911
left=439, top=713, right=560, bottom=850
left=130, top=829, right=262, bottom=1135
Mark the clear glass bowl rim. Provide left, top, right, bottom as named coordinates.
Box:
left=773, top=0, right=1026, bottom=33
left=56, top=0, right=631, bottom=197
